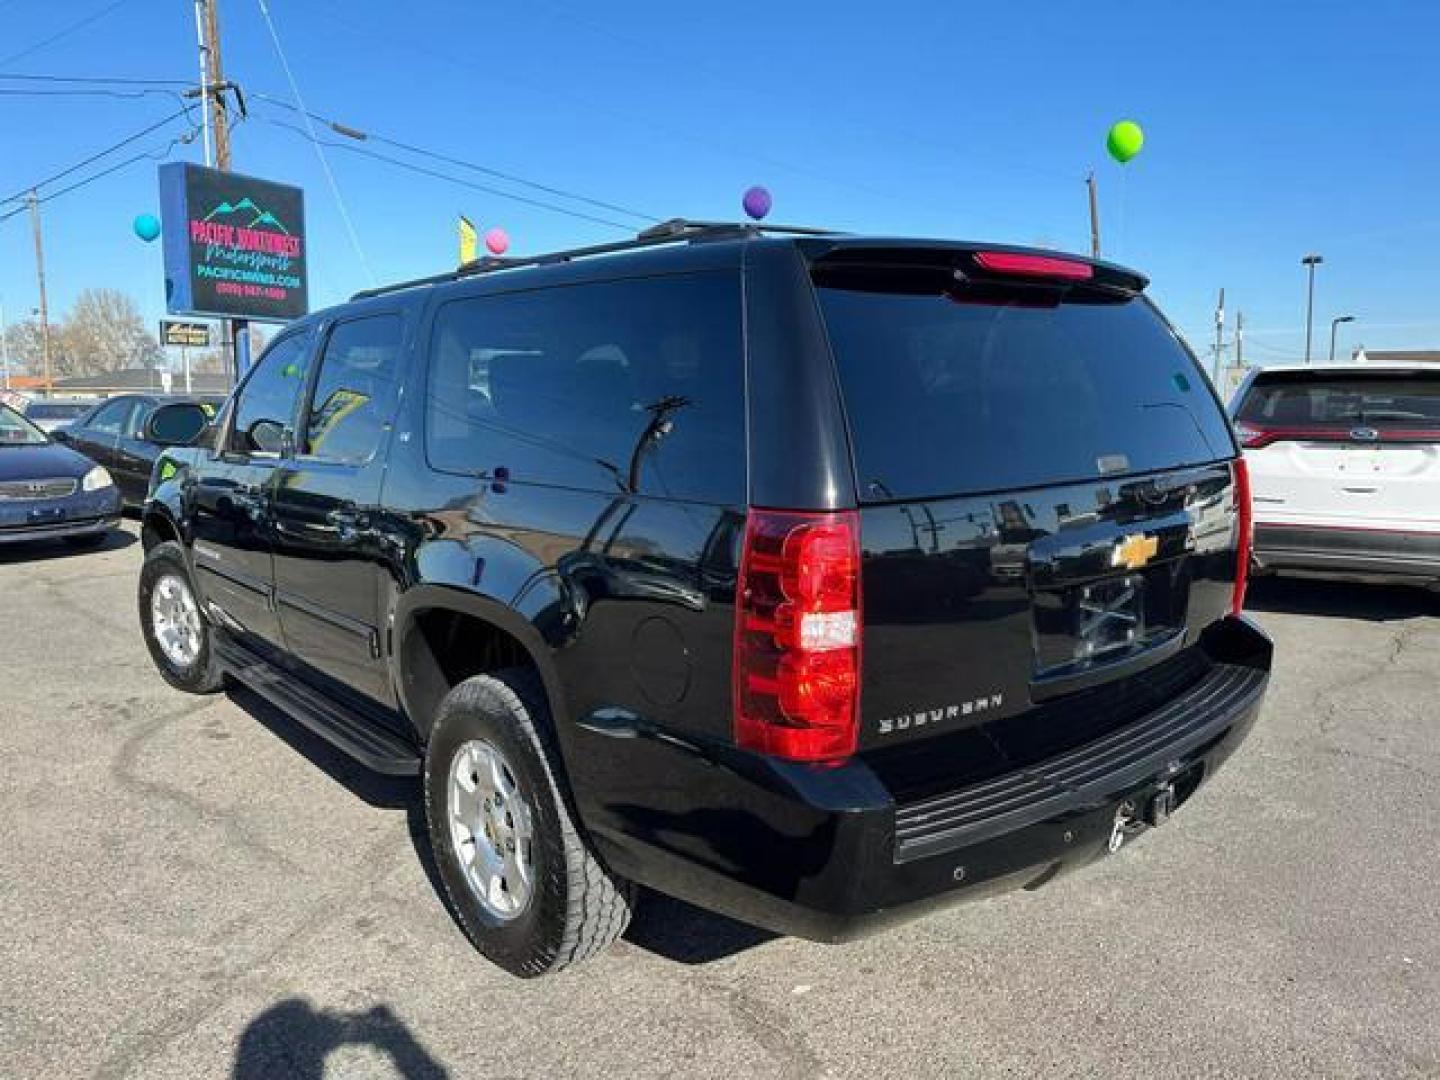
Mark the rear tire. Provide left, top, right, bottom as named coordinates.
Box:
left=424, top=668, right=634, bottom=977
left=138, top=541, right=223, bottom=694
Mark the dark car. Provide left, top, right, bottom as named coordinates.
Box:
left=56, top=394, right=223, bottom=508
left=0, top=402, right=121, bottom=548
left=20, top=397, right=92, bottom=434
left=136, top=221, right=1270, bottom=977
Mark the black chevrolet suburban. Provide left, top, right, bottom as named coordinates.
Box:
left=137, top=221, right=1271, bottom=977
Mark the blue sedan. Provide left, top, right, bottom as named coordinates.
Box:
left=0, top=402, right=122, bottom=548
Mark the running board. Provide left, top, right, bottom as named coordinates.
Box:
left=214, top=636, right=422, bottom=776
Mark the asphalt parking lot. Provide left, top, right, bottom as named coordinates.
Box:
left=2, top=521, right=1437, bottom=1079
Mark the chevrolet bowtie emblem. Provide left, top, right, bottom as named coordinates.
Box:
left=1111, top=533, right=1159, bottom=571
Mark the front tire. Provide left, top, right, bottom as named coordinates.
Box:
left=138, top=541, right=223, bottom=694
left=424, top=668, right=634, bottom=977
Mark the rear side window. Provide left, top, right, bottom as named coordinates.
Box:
left=1235, top=372, right=1440, bottom=426
left=815, top=271, right=1232, bottom=501
left=425, top=273, right=745, bottom=504
left=303, top=314, right=404, bottom=464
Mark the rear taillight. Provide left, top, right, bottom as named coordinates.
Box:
left=972, top=251, right=1094, bottom=281
left=733, top=509, right=862, bottom=761
left=1233, top=421, right=1268, bottom=449
left=1231, top=457, right=1253, bottom=614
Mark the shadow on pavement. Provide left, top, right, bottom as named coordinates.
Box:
left=226, top=685, right=774, bottom=968
left=1245, top=575, right=1437, bottom=622
left=0, top=526, right=135, bottom=564
left=623, top=890, right=778, bottom=964
left=233, top=998, right=448, bottom=1079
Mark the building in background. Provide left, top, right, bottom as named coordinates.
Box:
left=1353, top=348, right=1440, bottom=364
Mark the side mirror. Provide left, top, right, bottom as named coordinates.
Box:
left=144, top=401, right=211, bottom=447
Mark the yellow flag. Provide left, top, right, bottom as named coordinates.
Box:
left=459, top=215, right=478, bottom=264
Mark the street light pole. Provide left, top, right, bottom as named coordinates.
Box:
left=1302, top=254, right=1324, bottom=364
left=1329, top=314, right=1355, bottom=365
left=0, top=295, right=9, bottom=391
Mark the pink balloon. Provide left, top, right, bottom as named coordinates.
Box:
left=485, top=227, right=509, bottom=255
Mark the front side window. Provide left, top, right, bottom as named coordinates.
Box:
left=88, top=398, right=140, bottom=436
left=425, top=273, right=745, bottom=504
left=302, top=315, right=404, bottom=464
left=228, top=332, right=312, bottom=457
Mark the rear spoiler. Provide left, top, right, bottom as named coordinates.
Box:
left=798, top=240, right=1148, bottom=295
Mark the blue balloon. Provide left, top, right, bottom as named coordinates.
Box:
left=133, top=213, right=161, bottom=242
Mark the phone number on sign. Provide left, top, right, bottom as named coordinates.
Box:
left=214, top=282, right=289, bottom=300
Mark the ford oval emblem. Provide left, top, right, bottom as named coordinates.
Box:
left=1350, top=426, right=1380, bottom=442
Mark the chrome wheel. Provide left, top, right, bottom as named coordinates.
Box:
left=150, top=573, right=202, bottom=669
left=447, top=739, right=535, bottom=921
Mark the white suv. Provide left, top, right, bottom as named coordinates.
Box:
left=1230, top=364, right=1440, bottom=584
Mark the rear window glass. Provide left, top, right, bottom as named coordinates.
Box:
left=1235, top=373, right=1440, bottom=426
left=425, top=273, right=745, bottom=504
left=815, top=271, right=1232, bottom=501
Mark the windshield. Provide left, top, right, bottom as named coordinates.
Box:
left=814, top=266, right=1234, bottom=502
left=0, top=404, right=50, bottom=446
left=1235, top=371, right=1440, bottom=426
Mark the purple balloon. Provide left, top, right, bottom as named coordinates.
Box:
left=742, top=185, right=772, bottom=221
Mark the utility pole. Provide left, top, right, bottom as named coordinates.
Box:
left=192, top=0, right=212, bottom=165
left=28, top=191, right=52, bottom=394
left=194, top=0, right=248, bottom=381
left=203, top=0, right=231, bottom=171
left=1213, top=288, right=1225, bottom=386
left=0, top=295, right=10, bottom=391
left=1086, top=171, right=1101, bottom=258
left=1301, top=253, right=1323, bottom=364
left=1235, top=311, right=1244, bottom=371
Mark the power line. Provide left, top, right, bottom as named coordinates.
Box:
left=0, top=86, right=187, bottom=101
left=0, top=107, right=193, bottom=207
left=255, top=0, right=375, bottom=285
left=0, top=71, right=192, bottom=86
left=0, top=126, right=198, bottom=225
left=0, top=0, right=134, bottom=66
left=252, top=93, right=657, bottom=225
left=264, top=118, right=635, bottom=232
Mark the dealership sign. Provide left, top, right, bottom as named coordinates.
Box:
left=159, top=319, right=213, bottom=348
left=159, top=163, right=308, bottom=321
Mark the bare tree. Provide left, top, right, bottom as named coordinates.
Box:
left=60, top=289, right=161, bottom=375
left=1, top=319, right=46, bottom=374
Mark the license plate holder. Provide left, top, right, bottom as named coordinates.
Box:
left=1071, top=573, right=1145, bottom=662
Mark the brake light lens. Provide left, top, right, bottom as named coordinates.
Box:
left=734, top=509, right=862, bottom=761
left=972, top=251, right=1094, bottom=281
left=1231, top=457, right=1253, bottom=614
left=1233, top=421, right=1268, bottom=449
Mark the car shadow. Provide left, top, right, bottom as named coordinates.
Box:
left=1246, top=575, right=1436, bottom=621
left=232, top=998, right=449, bottom=1079
left=0, top=527, right=136, bottom=565
left=622, top=890, right=778, bottom=964
left=224, top=684, right=778, bottom=968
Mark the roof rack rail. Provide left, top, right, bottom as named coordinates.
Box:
left=350, top=218, right=840, bottom=301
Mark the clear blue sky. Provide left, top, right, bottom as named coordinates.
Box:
left=2, top=0, right=1438, bottom=369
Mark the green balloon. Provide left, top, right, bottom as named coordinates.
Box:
left=1107, top=119, right=1144, bottom=163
